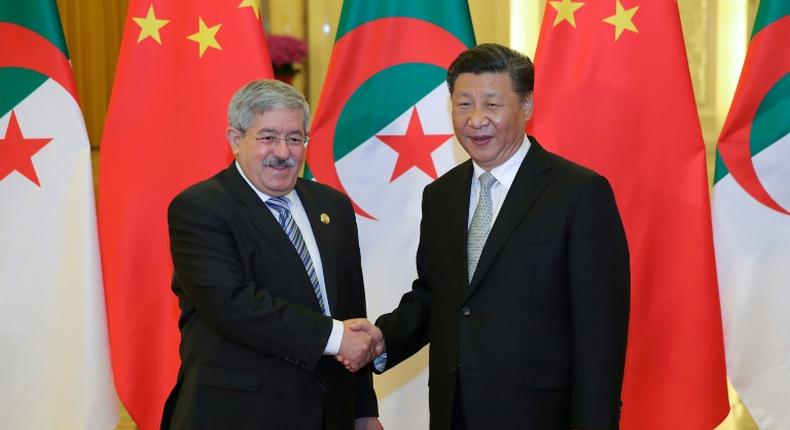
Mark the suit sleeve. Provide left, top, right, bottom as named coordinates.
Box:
left=374, top=188, right=433, bottom=372
left=168, top=190, right=332, bottom=371
left=568, top=175, right=630, bottom=430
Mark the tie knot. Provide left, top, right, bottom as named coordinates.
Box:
left=479, top=171, right=496, bottom=190
left=266, top=196, right=290, bottom=215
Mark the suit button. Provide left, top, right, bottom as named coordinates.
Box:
left=450, top=365, right=458, bottom=376
left=461, top=306, right=471, bottom=316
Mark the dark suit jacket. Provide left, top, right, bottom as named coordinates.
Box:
left=160, top=163, right=377, bottom=430
left=377, top=137, right=629, bottom=430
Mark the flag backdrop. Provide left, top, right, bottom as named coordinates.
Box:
left=0, top=1, right=117, bottom=428
left=714, top=1, right=790, bottom=428
left=98, top=1, right=273, bottom=428
left=306, top=1, right=474, bottom=427
left=530, top=0, right=728, bottom=428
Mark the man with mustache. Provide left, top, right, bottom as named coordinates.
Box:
left=161, top=80, right=382, bottom=430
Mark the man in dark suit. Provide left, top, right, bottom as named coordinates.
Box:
left=342, top=44, right=630, bottom=429
left=160, top=80, right=382, bottom=430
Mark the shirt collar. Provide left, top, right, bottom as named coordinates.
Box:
left=471, top=134, right=531, bottom=189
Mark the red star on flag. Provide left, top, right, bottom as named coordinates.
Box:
left=0, top=110, right=53, bottom=187
left=377, top=107, right=453, bottom=182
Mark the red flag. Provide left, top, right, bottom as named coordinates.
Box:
left=530, top=1, right=728, bottom=428
left=98, top=1, right=272, bottom=428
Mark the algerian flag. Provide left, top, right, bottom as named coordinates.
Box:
left=305, top=1, right=474, bottom=427
left=0, top=1, right=117, bottom=428
left=713, top=1, right=790, bottom=428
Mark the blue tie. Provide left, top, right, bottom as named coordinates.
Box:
left=266, top=196, right=327, bottom=314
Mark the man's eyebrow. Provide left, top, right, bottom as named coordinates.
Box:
left=454, top=90, right=501, bottom=97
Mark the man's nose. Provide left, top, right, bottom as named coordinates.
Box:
left=469, top=108, right=489, bottom=128
left=271, top=138, right=290, bottom=157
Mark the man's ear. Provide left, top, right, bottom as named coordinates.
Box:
left=521, top=93, right=534, bottom=120
left=226, top=127, right=242, bottom=155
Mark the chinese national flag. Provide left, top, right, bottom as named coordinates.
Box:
left=98, top=1, right=272, bottom=428
left=530, top=1, right=728, bottom=428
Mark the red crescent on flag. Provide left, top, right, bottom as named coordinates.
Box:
left=0, top=23, right=79, bottom=104
left=308, top=17, right=467, bottom=219
left=717, top=16, right=790, bottom=215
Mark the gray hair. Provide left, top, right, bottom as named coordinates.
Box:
left=227, top=79, right=310, bottom=133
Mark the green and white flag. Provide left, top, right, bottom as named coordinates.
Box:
left=0, top=1, right=117, bottom=428
left=713, top=1, right=790, bottom=428
left=305, top=1, right=474, bottom=427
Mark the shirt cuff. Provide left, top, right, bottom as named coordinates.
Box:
left=323, top=319, right=344, bottom=355
left=373, top=353, right=387, bottom=372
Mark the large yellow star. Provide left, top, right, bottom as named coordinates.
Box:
left=238, top=0, right=261, bottom=20
left=602, top=0, right=639, bottom=41
left=132, top=5, right=169, bottom=44
left=186, top=17, right=222, bottom=58
left=548, top=0, right=585, bottom=28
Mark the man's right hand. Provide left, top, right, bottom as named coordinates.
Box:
left=336, top=318, right=386, bottom=372
left=337, top=319, right=376, bottom=372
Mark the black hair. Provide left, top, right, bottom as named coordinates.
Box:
left=447, top=43, right=535, bottom=99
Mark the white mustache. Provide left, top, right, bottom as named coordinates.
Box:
left=262, top=156, right=297, bottom=168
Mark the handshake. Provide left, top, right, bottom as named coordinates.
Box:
left=335, top=318, right=386, bottom=372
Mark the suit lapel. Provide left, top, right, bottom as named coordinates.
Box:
left=220, top=164, right=317, bottom=307
left=467, top=139, right=553, bottom=294
left=295, top=180, right=340, bottom=315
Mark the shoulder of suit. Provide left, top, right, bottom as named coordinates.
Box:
left=297, top=177, right=346, bottom=199
left=295, top=177, right=355, bottom=213
left=172, top=168, right=227, bottom=201
left=425, top=159, right=473, bottom=193
left=539, top=146, right=608, bottom=185
left=165, top=169, right=233, bottom=222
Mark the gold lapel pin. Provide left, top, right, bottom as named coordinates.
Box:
left=320, top=213, right=330, bottom=225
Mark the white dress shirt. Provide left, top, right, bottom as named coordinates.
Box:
left=468, top=136, right=531, bottom=227
left=236, top=162, right=344, bottom=355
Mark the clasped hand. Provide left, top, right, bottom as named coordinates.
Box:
left=336, top=318, right=385, bottom=372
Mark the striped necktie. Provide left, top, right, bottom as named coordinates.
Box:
left=266, top=196, right=327, bottom=314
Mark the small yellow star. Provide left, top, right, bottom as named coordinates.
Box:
left=186, top=17, right=222, bottom=58
left=602, top=0, right=639, bottom=41
left=238, top=0, right=261, bottom=20
left=548, top=0, right=585, bottom=28
left=132, top=4, right=169, bottom=44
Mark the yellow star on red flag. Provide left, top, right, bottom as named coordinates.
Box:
left=132, top=4, right=169, bottom=44
left=549, top=0, right=585, bottom=28
left=238, top=0, right=261, bottom=20
left=186, top=17, right=222, bottom=58
left=603, top=0, right=639, bottom=41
